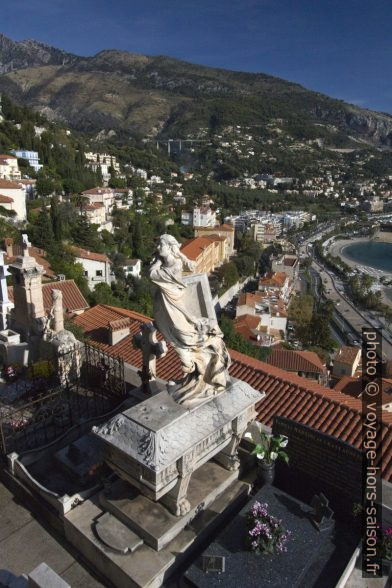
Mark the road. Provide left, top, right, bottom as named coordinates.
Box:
left=299, top=233, right=392, bottom=361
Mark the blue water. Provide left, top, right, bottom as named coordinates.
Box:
left=342, top=241, right=392, bottom=273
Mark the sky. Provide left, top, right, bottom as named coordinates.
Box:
left=2, top=0, right=392, bottom=114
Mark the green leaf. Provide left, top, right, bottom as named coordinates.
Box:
left=279, top=451, right=289, bottom=464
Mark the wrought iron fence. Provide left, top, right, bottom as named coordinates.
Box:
left=0, top=343, right=126, bottom=457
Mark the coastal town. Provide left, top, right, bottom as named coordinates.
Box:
left=0, top=17, right=391, bottom=588
left=0, top=91, right=391, bottom=411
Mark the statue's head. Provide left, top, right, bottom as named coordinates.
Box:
left=157, top=234, right=181, bottom=259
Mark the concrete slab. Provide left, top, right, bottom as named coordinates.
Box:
left=94, top=512, right=144, bottom=554
left=0, top=497, right=32, bottom=542
left=100, top=461, right=238, bottom=550
left=28, top=563, right=70, bottom=588
left=0, top=480, right=105, bottom=587
left=64, top=477, right=249, bottom=588
left=0, top=519, right=75, bottom=577
left=65, top=497, right=173, bottom=588
left=60, top=561, right=105, bottom=588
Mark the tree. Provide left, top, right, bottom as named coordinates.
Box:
left=216, top=262, right=239, bottom=293
left=29, top=208, right=55, bottom=251
left=50, top=197, right=63, bottom=241
left=71, top=214, right=102, bottom=251
left=89, top=283, right=118, bottom=306
left=36, top=172, right=57, bottom=197
left=288, top=294, right=314, bottom=327
left=233, top=255, right=255, bottom=278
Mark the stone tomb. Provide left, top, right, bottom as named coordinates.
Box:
left=184, top=484, right=358, bottom=588
left=93, top=380, right=262, bottom=549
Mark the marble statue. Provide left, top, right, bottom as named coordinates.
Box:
left=149, top=234, right=231, bottom=407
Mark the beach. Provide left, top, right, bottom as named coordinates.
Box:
left=329, top=237, right=392, bottom=278
left=328, top=237, right=392, bottom=309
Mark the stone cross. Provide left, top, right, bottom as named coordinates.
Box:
left=0, top=251, right=10, bottom=330
left=310, top=493, right=334, bottom=532
left=133, top=322, right=167, bottom=394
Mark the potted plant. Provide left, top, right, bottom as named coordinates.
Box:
left=244, top=424, right=289, bottom=485
left=246, top=500, right=291, bottom=555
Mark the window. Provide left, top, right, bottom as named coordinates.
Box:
left=84, top=271, right=88, bottom=277
left=96, top=270, right=103, bottom=277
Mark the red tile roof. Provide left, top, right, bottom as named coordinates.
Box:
left=259, top=272, right=288, bottom=288
left=233, top=314, right=261, bottom=341
left=0, top=179, right=22, bottom=189
left=335, top=346, right=361, bottom=366
left=82, top=203, right=105, bottom=211
left=8, top=279, right=89, bottom=314
left=73, top=304, right=392, bottom=481
left=181, top=237, right=216, bottom=261
left=238, top=292, right=265, bottom=307
left=335, top=376, right=392, bottom=406
left=284, top=257, right=297, bottom=267
left=71, top=246, right=111, bottom=264
left=0, top=154, right=16, bottom=159
left=82, top=187, right=113, bottom=195
left=0, top=195, right=14, bottom=203
left=265, top=349, right=325, bottom=375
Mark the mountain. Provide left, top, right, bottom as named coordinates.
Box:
left=0, top=34, right=79, bottom=73
left=0, top=34, right=391, bottom=145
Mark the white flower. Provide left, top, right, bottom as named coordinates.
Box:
left=279, top=437, right=288, bottom=448
left=256, top=451, right=265, bottom=460
left=244, top=432, right=253, bottom=440
left=270, top=452, right=278, bottom=461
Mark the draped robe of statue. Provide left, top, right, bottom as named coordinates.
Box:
left=149, top=252, right=230, bottom=407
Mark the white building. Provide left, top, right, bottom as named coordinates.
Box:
left=11, top=150, right=42, bottom=173
left=82, top=187, right=115, bottom=216
left=84, top=152, right=120, bottom=185
left=181, top=211, right=193, bottom=225
left=123, top=259, right=142, bottom=279
left=135, top=169, right=148, bottom=180
left=113, top=188, right=133, bottom=208
left=0, top=154, right=21, bottom=181
left=0, top=179, right=27, bottom=222
left=193, top=206, right=216, bottom=227
left=80, top=203, right=113, bottom=233
left=71, top=246, right=113, bottom=291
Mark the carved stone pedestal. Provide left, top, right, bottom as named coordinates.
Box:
left=93, top=379, right=263, bottom=518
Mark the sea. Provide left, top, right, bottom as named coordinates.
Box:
left=342, top=241, right=392, bottom=274
left=342, top=240, right=392, bottom=302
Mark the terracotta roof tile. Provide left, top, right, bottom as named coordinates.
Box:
left=82, top=187, right=113, bottom=195
left=0, top=195, right=14, bottom=203
left=259, top=272, right=289, bottom=288
left=237, top=292, right=265, bottom=307
left=335, top=346, right=361, bottom=366
left=180, top=237, right=216, bottom=261
left=71, top=246, right=111, bottom=264
left=266, top=349, right=325, bottom=374
left=0, top=179, right=21, bottom=189
left=8, top=279, right=89, bottom=314
left=109, top=318, right=131, bottom=331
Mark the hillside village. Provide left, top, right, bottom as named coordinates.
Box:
left=0, top=92, right=391, bottom=382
